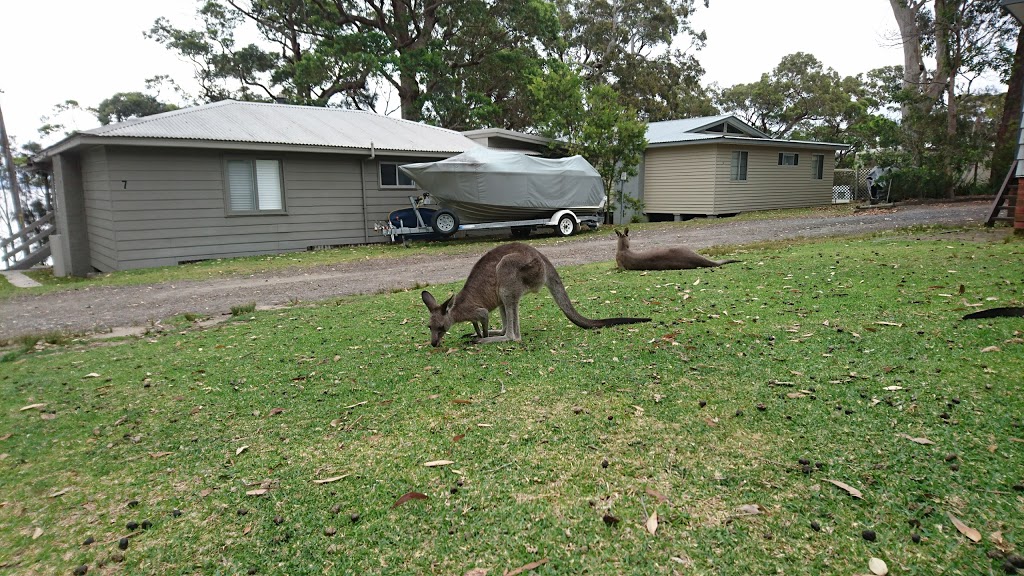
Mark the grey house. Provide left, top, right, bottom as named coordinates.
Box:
left=630, top=114, right=848, bottom=221
left=31, top=100, right=481, bottom=276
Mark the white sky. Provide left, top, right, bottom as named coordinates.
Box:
left=0, top=0, right=993, bottom=150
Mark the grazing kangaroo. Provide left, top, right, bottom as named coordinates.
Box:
left=615, top=228, right=740, bottom=271
left=421, top=243, right=651, bottom=347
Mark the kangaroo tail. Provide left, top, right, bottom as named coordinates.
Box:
left=962, top=307, right=1024, bottom=320
left=543, top=260, right=651, bottom=329
left=715, top=259, right=742, bottom=266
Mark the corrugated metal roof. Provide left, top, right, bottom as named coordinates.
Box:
left=82, top=100, right=479, bottom=154
left=646, top=113, right=846, bottom=149
left=646, top=113, right=768, bottom=144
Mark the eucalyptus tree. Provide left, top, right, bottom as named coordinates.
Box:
left=550, top=0, right=714, bottom=120
left=148, top=0, right=560, bottom=126
left=715, top=53, right=862, bottom=139
left=888, top=0, right=1018, bottom=195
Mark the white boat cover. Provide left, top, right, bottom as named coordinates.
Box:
left=399, top=148, right=606, bottom=216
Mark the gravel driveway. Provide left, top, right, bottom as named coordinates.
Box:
left=0, top=201, right=992, bottom=340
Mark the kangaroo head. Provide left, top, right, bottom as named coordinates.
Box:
left=615, top=227, right=630, bottom=250
left=421, top=290, right=454, bottom=347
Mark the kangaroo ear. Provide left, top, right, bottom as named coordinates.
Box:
left=624, top=227, right=630, bottom=236
left=441, top=296, right=455, bottom=313
left=614, top=229, right=622, bottom=237
left=421, top=290, right=437, bottom=309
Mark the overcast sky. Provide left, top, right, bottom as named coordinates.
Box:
left=0, top=0, right=971, bottom=149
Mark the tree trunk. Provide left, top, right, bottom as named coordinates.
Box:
left=0, top=104, right=25, bottom=229
left=889, top=0, right=927, bottom=120
left=992, top=26, right=1024, bottom=190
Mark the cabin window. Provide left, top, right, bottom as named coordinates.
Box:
left=778, top=152, right=799, bottom=166
left=811, top=154, right=825, bottom=179
left=379, top=162, right=415, bottom=188
left=730, top=151, right=748, bottom=181
left=226, top=159, right=284, bottom=213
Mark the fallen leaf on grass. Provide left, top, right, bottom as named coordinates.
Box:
left=424, top=460, right=454, bottom=467
left=735, top=504, right=766, bottom=515
left=883, top=386, right=903, bottom=391
left=246, top=488, right=268, bottom=496
left=40, top=413, right=56, bottom=421
left=824, top=479, right=863, bottom=499
left=990, top=531, right=1012, bottom=553
left=313, top=474, right=350, bottom=484
left=464, top=569, right=489, bottom=576
left=898, top=433, right=935, bottom=445
left=453, top=399, right=473, bottom=405
left=948, top=512, right=981, bottom=542
left=19, top=403, right=46, bottom=411
left=49, top=488, right=71, bottom=498
left=0, top=434, right=11, bottom=441
left=981, top=346, right=1001, bottom=353
left=392, top=491, right=428, bottom=508
left=645, top=488, right=668, bottom=503
left=148, top=451, right=173, bottom=459
left=269, top=408, right=284, bottom=416
left=874, top=321, right=903, bottom=327
left=83, top=372, right=101, bottom=379
left=243, top=524, right=252, bottom=535
left=504, top=557, right=548, bottom=576
left=869, top=557, right=888, bottom=575
left=343, top=401, right=368, bottom=410
left=645, top=510, right=658, bottom=535
left=190, top=406, right=203, bottom=415
left=453, top=434, right=465, bottom=442
left=32, top=527, right=43, bottom=540
left=236, top=446, right=249, bottom=456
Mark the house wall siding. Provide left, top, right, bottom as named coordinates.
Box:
left=80, top=147, right=117, bottom=272
left=712, top=145, right=833, bottom=214
left=642, top=146, right=716, bottom=214
left=102, top=147, right=379, bottom=270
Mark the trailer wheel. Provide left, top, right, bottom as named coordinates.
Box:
left=431, top=209, right=460, bottom=236
left=555, top=214, right=578, bottom=237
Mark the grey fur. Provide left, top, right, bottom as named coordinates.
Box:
left=422, top=242, right=650, bottom=346
left=615, top=228, right=740, bottom=271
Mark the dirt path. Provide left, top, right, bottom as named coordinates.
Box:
left=0, top=201, right=993, bottom=340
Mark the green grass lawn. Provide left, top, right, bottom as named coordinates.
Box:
left=1, top=230, right=1022, bottom=575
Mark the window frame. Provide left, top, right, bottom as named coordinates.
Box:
left=811, top=153, right=825, bottom=180
left=730, top=150, right=748, bottom=181
left=379, top=161, right=416, bottom=189
left=777, top=152, right=800, bottom=166
left=223, top=157, right=286, bottom=216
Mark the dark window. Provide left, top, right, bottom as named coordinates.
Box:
left=778, top=152, right=799, bottom=166
left=380, top=162, right=415, bottom=187
left=730, top=151, right=748, bottom=181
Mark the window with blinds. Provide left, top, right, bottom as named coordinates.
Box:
left=226, top=159, right=284, bottom=213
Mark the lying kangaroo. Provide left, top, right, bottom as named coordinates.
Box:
left=615, top=228, right=740, bottom=271
left=421, top=243, right=650, bottom=346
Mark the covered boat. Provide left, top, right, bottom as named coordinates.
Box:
left=398, top=147, right=606, bottom=223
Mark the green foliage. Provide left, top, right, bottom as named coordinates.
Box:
left=93, top=92, right=178, bottom=125
left=530, top=63, right=647, bottom=213
left=1, top=231, right=1022, bottom=574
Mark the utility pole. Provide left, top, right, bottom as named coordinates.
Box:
left=0, top=101, right=25, bottom=228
